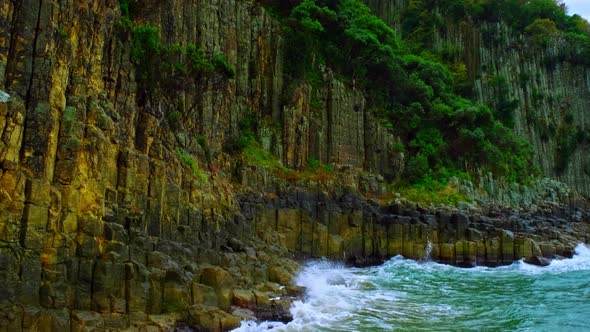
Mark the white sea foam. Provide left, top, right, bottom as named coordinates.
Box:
left=518, top=243, right=590, bottom=274
left=233, top=244, right=590, bottom=331
left=233, top=260, right=374, bottom=331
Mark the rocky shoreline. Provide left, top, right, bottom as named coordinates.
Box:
left=2, top=184, right=587, bottom=331
left=239, top=188, right=590, bottom=267
left=0, top=145, right=587, bottom=331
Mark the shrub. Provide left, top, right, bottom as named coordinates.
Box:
left=525, top=18, right=560, bottom=46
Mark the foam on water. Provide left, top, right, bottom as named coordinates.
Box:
left=233, top=244, right=590, bottom=331
left=519, top=243, right=590, bottom=273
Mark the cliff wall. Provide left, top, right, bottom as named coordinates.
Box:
left=0, top=0, right=399, bottom=330
left=366, top=0, right=590, bottom=195
left=0, top=0, right=589, bottom=330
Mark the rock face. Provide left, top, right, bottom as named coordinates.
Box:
left=0, top=0, right=396, bottom=328
left=524, top=256, right=551, bottom=267
left=0, top=1, right=303, bottom=330
left=238, top=185, right=589, bottom=267
left=454, top=175, right=590, bottom=210
left=0, top=0, right=589, bottom=331
left=365, top=0, right=590, bottom=195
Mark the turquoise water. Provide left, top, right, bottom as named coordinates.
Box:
left=236, top=244, right=590, bottom=331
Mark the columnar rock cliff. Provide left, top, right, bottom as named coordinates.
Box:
left=0, top=0, right=399, bottom=329
left=0, top=0, right=589, bottom=331
left=366, top=0, right=590, bottom=195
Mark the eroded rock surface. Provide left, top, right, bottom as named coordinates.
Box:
left=0, top=1, right=589, bottom=331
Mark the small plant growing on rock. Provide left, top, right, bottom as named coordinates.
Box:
left=176, top=148, right=208, bottom=183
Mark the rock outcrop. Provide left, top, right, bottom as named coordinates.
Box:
left=0, top=0, right=589, bottom=331
left=238, top=183, right=590, bottom=268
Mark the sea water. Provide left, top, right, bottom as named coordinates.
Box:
left=235, top=244, right=590, bottom=331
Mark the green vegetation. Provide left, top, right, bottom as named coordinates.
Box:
left=525, top=18, right=560, bottom=47
left=118, top=0, right=588, bottom=201
left=242, top=144, right=289, bottom=172
left=166, top=111, right=182, bottom=128
left=128, top=24, right=235, bottom=103
left=237, top=111, right=258, bottom=149
left=118, top=0, right=139, bottom=19
left=118, top=1, right=235, bottom=108
left=307, top=158, right=334, bottom=173
left=396, top=182, right=472, bottom=207
left=402, top=0, right=590, bottom=66
left=196, top=134, right=212, bottom=163
left=63, top=106, right=77, bottom=123
left=399, top=0, right=590, bottom=143
left=274, top=0, right=537, bottom=185
left=239, top=140, right=338, bottom=184
left=488, top=75, right=519, bottom=128
left=176, top=148, right=208, bottom=183
left=554, top=118, right=590, bottom=174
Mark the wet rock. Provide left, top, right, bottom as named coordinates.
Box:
left=540, top=243, right=557, bottom=258
left=524, top=256, right=551, bottom=267
left=500, top=230, right=515, bottom=264
left=187, top=305, right=240, bottom=332
left=231, top=307, right=257, bottom=321
left=285, top=285, right=305, bottom=297
left=231, top=289, right=256, bottom=309
left=253, top=291, right=271, bottom=308
left=562, top=248, right=575, bottom=258
left=268, top=266, right=292, bottom=285
left=267, top=298, right=294, bottom=323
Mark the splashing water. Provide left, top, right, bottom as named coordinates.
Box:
left=424, top=239, right=433, bottom=261
left=234, top=244, right=590, bottom=331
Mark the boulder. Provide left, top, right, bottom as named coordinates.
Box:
left=192, top=283, right=218, bottom=307
left=231, top=307, right=256, bottom=321
left=147, top=314, right=180, bottom=330
left=524, top=256, right=551, bottom=267
left=187, top=305, right=240, bottom=332
left=200, top=267, right=234, bottom=311
left=231, top=289, right=256, bottom=309
left=163, top=279, right=191, bottom=312
left=268, top=266, right=292, bottom=285
left=256, top=298, right=293, bottom=323
left=200, top=267, right=234, bottom=291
